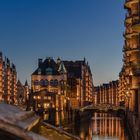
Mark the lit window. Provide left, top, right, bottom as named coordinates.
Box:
left=33, top=96, right=36, bottom=99
left=44, top=103, right=49, bottom=108
left=48, top=96, right=51, bottom=100
left=38, top=96, right=41, bottom=99
left=44, top=96, right=47, bottom=100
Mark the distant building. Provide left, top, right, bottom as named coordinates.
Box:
left=16, top=80, right=30, bottom=105
left=94, top=80, right=119, bottom=106
left=30, top=57, right=93, bottom=111
left=0, top=52, right=17, bottom=104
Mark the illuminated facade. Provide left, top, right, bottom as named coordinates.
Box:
left=94, top=80, right=119, bottom=106
left=63, top=59, right=93, bottom=107
left=0, top=52, right=17, bottom=104
left=31, top=57, right=67, bottom=111
left=119, top=0, right=140, bottom=139
left=30, top=90, right=59, bottom=112
left=31, top=57, right=93, bottom=111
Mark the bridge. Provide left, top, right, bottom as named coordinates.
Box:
left=80, top=104, right=126, bottom=112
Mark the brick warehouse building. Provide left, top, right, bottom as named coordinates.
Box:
left=119, top=0, right=140, bottom=139
left=94, top=80, right=119, bottom=106
left=0, top=52, right=17, bottom=104
left=30, top=57, right=93, bottom=112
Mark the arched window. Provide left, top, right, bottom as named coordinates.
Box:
left=54, top=79, right=58, bottom=86
left=44, top=80, right=49, bottom=86
left=50, top=80, right=54, bottom=86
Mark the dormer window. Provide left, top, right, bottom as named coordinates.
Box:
left=38, top=68, right=41, bottom=75
left=46, top=67, right=53, bottom=75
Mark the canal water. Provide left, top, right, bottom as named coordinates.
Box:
left=33, top=112, right=130, bottom=140
left=65, top=113, right=129, bottom=140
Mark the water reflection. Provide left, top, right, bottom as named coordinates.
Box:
left=43, top=110, right=74, bottom=127
left=41, top=112, right=129, bottom=140
left=77, top=113, right=126, bottom=140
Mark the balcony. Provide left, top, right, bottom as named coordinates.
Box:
left=124, top=0, right=139, bottom=9
left=124, top=31, right=138, bottom=38
left=132, top=17, right=140, bottom=32
left=123, top=46, right=129, bottom=52
left=125, top=47, right=140, bottom=54
left=125, top=14, right=133, bottom=24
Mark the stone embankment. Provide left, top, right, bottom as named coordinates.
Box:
left=0, top=103, right=47, bottom=140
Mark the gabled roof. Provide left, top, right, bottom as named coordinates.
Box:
left=63, top=60, right=84, bottom=78
left=17, top=80, right=23, bottom=86
left=25, top=80, right=28, bottom=86
left=32, top=57, right=60, bottom=76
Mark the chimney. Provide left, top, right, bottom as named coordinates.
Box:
left=7, top=58, right=10, bottom=66
left=38, top=58, right=43, bottom=67
left=57, top=57, right=61, bottom=64
left=0, top=52, right=2, bottom=59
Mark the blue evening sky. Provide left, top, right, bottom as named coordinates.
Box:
left=0, top=0, right=125, bottom=86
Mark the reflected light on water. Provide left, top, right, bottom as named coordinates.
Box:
left=79, top=113, right=126, bottom=140
left=34, top=112, right=129, bottom=140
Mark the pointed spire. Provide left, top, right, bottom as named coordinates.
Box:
left=25, top=80, right=28, bottom=86
left=84, top=57, right=86, bottom=62
left=17, top=79, right=23, bottom=86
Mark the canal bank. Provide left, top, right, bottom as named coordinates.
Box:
left=32, top=120, right=80, bottom=140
